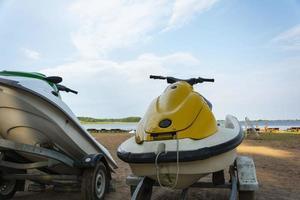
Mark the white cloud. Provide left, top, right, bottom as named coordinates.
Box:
left=166, top=0, right=219, bottom=30
left=40, top=52, right=205, bottom=117
left=272, top=24, right=300, bottom=50
left=39, top=1, right=218, bottom=117
left=69, top=0, right=171, bottom=58
left=21, top=48, right=41, bottom=60
left=69, top=0, right=218, bottom=58
left=40, top=53, right=300, bottom=120
left=39, top=1, right=300, bottom=120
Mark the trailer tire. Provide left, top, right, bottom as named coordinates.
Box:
left=239, top=191, right=255, bottom=200
left=81, top=161, right=109, bottom=200
left=0, top=179, right=17, bottom=200
left=0, top=168, right=25, bottom=200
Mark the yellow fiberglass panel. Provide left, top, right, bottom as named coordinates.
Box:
left=143, top=81, right=203, bottom=133
left=177, top=100, right=217, bottom=139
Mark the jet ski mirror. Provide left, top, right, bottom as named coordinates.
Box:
left=57, top=84, right=78, bottom=94
left=149, top=75, right=214, bottom=85
left=45, top=76, right=63, bottom=84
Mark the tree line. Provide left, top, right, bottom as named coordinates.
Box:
left=78, top=116, right=141, bottom=123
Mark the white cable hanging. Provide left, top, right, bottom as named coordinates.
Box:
left=155, top=134, right=180, bottom=189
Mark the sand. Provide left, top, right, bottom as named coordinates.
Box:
left=12, top=133, right=300, bottom=200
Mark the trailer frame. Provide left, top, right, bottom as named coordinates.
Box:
left=0, top=138, right=112, bottom=200
left=126, top=156, right=258, bottom=200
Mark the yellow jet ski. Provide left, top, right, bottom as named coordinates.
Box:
left=117, top=75, right=244, bottom=189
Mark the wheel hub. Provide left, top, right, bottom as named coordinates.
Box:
left=95, top=171, right=105, bottom=198
left=0, top=180, right=16, bottom=195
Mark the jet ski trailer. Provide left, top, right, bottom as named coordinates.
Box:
left=0, top=71, right=118, bottom=200
left=126, top=156, right=259, bottom=200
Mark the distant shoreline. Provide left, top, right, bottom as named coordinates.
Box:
left=78, top=116, right=141, bottom=124
left=80, top=121, right=138, bottom=124
left=78, top=116, right=300, bottom=125
left=219, top=119, right=300, bottom=122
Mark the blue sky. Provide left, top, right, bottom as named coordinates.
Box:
left=1, top=0, right=300, bottom=120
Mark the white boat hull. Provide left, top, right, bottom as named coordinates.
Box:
left=130, top=149, right=236, bottom=189
left=0, top=76, right=117, bottom=173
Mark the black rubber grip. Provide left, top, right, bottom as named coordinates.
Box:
left=203, top=78, right=214, bottom=82
left=68, top=89, right=78, bottom=94
left=149, top=75, right=165, bottom=79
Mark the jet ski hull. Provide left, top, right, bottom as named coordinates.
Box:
left=0, top=77, right=117, bottom=173
left=118, top=116, right=243, bottom=189
left=130, top=150, right=236, bottom=189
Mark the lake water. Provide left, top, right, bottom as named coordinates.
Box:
left=82, top=123, right=138, bottom=131
left=82, top=121, right=300, bottom=131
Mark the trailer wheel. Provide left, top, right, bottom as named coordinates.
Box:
left=0, top=168, right=25, bottom=200
left=0, top=179, right=17, bottom=200
left=81, top=161, right=109, bottom=200
left=239, top=191, right=255, bottom=200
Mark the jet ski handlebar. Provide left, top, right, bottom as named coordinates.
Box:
left=149, top=75, right=214, bottom=85
left=57, top=84, right=78, bottom=94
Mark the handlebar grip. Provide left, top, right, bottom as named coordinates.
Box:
left=68, top=89, right=78, bottom=94
left=149, top=75, right=166, bottom=80
left=202, top=78, right=214, bottom=82
left=57, top=84, right=78, bottom=94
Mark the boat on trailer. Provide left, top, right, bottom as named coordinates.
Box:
left=118, top=75, right=259, bottom=199
left=0, top=70, right=117, bottom=200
